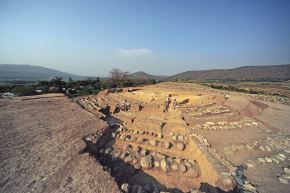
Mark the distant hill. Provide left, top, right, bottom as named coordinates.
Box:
left=0, top=64, right=84, bottom=81
left=129, top=71, right=167, bottom=80
left=168, top=64, right=290, bottom=81
left=1, top=64, right=289, bottom=82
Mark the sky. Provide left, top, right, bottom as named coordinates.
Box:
left=0, top=0, right=289, bottom=76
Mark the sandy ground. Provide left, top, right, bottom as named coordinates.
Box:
left=0, top=94, right=120, bottom=193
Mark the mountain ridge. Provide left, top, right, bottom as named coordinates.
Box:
left=1, top=64, right=290, bottom=82
left=0, top=64, right=84, bottom=81
left=130, top=64, right=290, bottom=81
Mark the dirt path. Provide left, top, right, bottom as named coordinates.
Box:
left=0, top=94, right=120, bottom=193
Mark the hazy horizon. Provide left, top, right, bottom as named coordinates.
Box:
left=0, top=0, right=289, bottom=77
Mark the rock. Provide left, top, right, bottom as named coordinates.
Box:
left=171, top=163, right=179, bottom=170
left=121, top=183, right=129, bottom=192
left=164, top=142, right=172, bottom=149
left=132, top=158, right=138, bottom=164
left=119, top=134, right=126, bottom=140
left=176, top=143, right=185, bottom=151
left=278, top=177, right=289, bottom=184
left=265, top=157, right=272, bottom=163
left=272, top=158, right=280, bottom=164
left=141, top=149, right=148, bottom=156
left=131, top=137, right=137, bottom=142
left=123, top=144, right=131, bottom=150
left=172, top=135, right=177, bottom=141
left=111, top=133, right=116, bottom=138
left=265, top=146, right=271, bottom=152
left=283, top=167, right=290, bottom=175
left=281, top=174, right=290, bottom=180
left=252, top=122, right=259, bottom=125
left=136, top=138, right=144, bottom=144
left=113, top=151, right=121, bottom=158
left=104, top=147, right=113, bottom=154
left=222, top=177, right=234, bottom=187
left=221, top=172, right=232, bottom=177
left=179, top=164, right=187, bottom=173
left=124, top=155, right=133, bottom=163
left=206, top=122, right=215, bottom=125
left=258, top=158, right=266, bottom=163
left=133, top=146, right=141, bottom=153
left=160, top=159, right=170, bottom=172
left=246, top=163, right=254, bottom=168
left=154, top=161, right=160, bottom=167
left=276, top=154, right=286, bottom=161
left=284, top=149, right=290, bottom=154
left=259, top=146, right=265, bottom=151
left=155, top=153, right=166, bottom=160
left=203, top=140, right=210, bottom=147
left=140, top=155, right=154, bottom=168
left=120, top=152, right=129, bottom=159
left=178, top=135, right=184, bottom=141
left=157, top=133, right=163, bottom=139
left=188, top=159, right=196, bottom=165
left=189, top=189, right=200, bottom=193
left=278, top=153, right=286, bottom=158
left=149, top=140, right=157, bottom=146
left=184, top=167, right=199, bottom=178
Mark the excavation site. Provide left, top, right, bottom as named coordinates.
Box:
left=75, top=82, right=290, bottom=193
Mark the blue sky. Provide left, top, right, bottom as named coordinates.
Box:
left=0, top=0, right=289, bottom=76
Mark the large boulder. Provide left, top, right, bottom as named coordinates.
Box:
left=140, top=155, right=154, bottom=168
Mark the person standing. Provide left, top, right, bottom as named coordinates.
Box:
left=173, top=99, right=177, bottom=110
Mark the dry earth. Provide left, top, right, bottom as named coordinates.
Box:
left=1, top=82, right=290, bottom=193
left=0, top=94, right=120, bottom=193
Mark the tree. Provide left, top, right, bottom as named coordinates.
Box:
left=50, top=77, right=64, bottom=87
left=109, top=68, right=129, bottom=88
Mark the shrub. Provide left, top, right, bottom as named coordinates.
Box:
left=11, top=85, right=36, bottom=96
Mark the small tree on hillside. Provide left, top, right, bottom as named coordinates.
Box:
left=109, top=68, right=129, bottom=88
